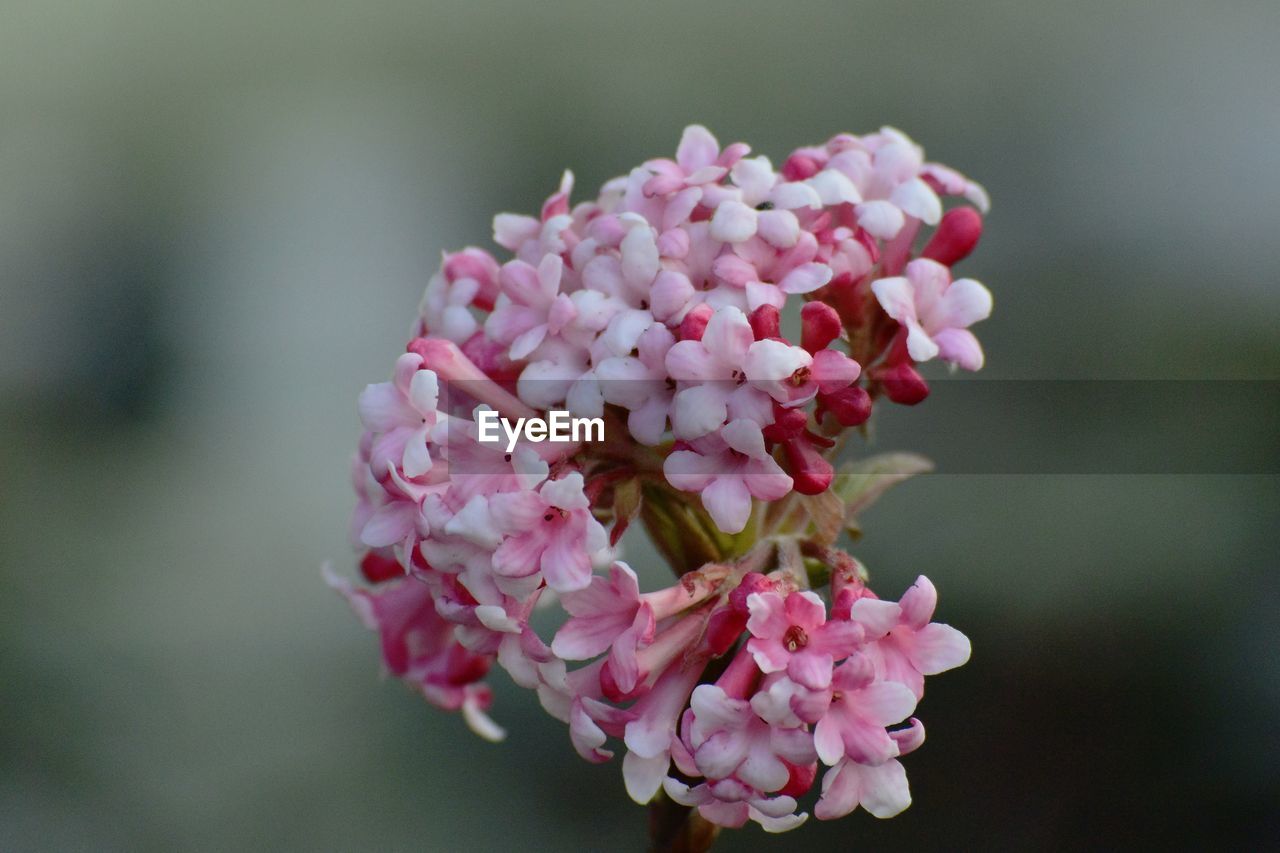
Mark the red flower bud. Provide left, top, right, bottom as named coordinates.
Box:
left=784, top=437, right=834, bottom=495
left=922, top=206, right=983, bottom=266
left=679, top=303, right=714, bottom=341
left=781, top=153, right=821, bottom=181
left=780, top=761, right=819, bottom=798
left=877, top=362, right=930, bottom=405
left=800, top=301, right=842, bottom=353
left=748, top=304, right=781, bottom=341
left=762, top=405, right=809, bottom=443
left=360, top=551, right=404, bottom=584
left=818, top=385, right=872, bottom=427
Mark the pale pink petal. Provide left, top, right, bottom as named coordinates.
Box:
left=907, top=623, right=972, bottom=674
left=360, top=501, right=416, bottom=548
left=649, top=270, right=694, bottom=321
left=408, top=369, right=438, bottom=415
left=849, top=599, right=902, bottom=638
left=540, top=472, right=590, bottom=511
left=747, top=638, right=790, bottom=673
left=670, top=386, right=729, bottom=440
left=621, top=225, right=660, bottom=288
left=787, top=651, right=834, bottom=690
left=665, top=340, right=719, bottom=382
left=676, top=125, right=720, bottom=173
left=785, top=590, right=828, bottom=630
left=730, top=155, right=776, bottom=205
left=813, top=715, right=845, bottom=766
left=904, top=320, right=940, bottom=362
left=703, top=476, right=753, bottom=534
left=492, top=213, right=540, bottom=251
left=743, top=339, right=810, bottom=384
left=769, top=181, right=822, bottom=210
left=721, top=418, right=768, bottom=459
left=746, top=592, right=789, bottom=640
left=738, top=742, right=790, bottom=793
left=855, top=200, right=905, bottom=239
left=401, top=424, right=433, bottom=478
left=856, top=681, right=918, bottom=727
left=890, top=177, right=942, bottom=224
left=897, top=575, right=938, bottom=629
left=778, top=262, right=833, bottom=294
left=860, top=759, right=912, bottom=818
left=808, top=169, right=863, bottom=205
left=756, top=209, right=800, bottom=248
left=358, top=383, right=417, bottom=432
left=570, top=699, right=613, bottom=762
left=742, top=456, right=793, bottom=501
left=869, top=276, right=918, bottom=325
left=933, top=278, right=993, bottom=329
left=931, top=328, right=984, bottom=371
left=709, top=200, right=758, bottom=243
left=663, top=447, right=720, bottom=490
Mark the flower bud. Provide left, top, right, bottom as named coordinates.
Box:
left=749, top=304, right=782, bottom=341
left=877, top=362, right=930, bottom=405
left=678, top=303, right=714, bottom=341
left=922, top=206, right=983, bottom=266
left=784, top=437, right=835, bottom=495
left=800, top=301, right=842, bottom=354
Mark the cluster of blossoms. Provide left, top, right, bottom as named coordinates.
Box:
left=331, top=126, right=986, bottom=835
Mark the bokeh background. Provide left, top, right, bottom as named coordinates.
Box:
left=2, top=1, right=1277, bottom=850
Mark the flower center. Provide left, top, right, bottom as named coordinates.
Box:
left=542, top=508, right=570, bottom=523
left=790, top=366, right=811, bottom=386
left=783, top=625, right=808, bottom=652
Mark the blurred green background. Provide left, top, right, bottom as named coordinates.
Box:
left=2, top=1, right=1277, bottom=850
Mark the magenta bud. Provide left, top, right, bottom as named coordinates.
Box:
left=762, top=405, right=808, bottom=443
left=728, top=572, right=774, bottom=613
left=781, top=153, right=821, bottom=181
left=780, top=761, right=818, bottom=798
left=784, top=438, right=834, bottom=495
left=800, top=301, right=842, bottom=354
left=748, top=304, right=782, bottom=341
left=922, top=207, right=983, bottom=266
left=679, top=303, right=714, bottom=341
left=878, top=363, right=930, bottom=405
left=360, top=551, right=404, bottom=584
left=819, top=385, right=872, bottom=426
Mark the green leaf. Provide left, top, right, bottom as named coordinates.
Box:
left=833, top=453, right=934, bottom=519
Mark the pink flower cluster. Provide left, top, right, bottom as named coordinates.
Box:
left=332, top=126, right=987, bottom=832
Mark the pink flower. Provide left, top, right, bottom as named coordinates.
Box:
left=485, top=254, right=576, bottom=360
left=418, top=247, right=500, bottom=343
left=357, top=353, right=440, bottom=478
left=595, top=322, right=676, bottom=445
left=848, top=575, right=972, bottom=698
left=812, top=654, right=917, bottom=766
left=664, top=306, right=775, bottom=439
left=683, top=684, right=817, bottom=793
left=746, top=591, right=864, bottom=690
left=663, top=777, right=808, bottom=833
left=488, top=471, right=607, bottom=592
left=871, top=258, right=993, bottom=370
left=325, top=568, right=503, bottom=741
left=814, top=756, right=910, bottom=819
left=621, top=659, right=705, bottom=804
left=664, top=419, right=794, bottom=534
left=815, top=718, right=926, bottom=820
